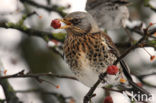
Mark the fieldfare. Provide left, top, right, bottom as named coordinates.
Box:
left=53, top=11, right=151, bottom=101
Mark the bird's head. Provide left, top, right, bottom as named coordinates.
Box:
left=58, top=11, right=100, bottom=35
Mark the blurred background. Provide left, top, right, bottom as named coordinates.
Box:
left=0, top=0, right=156, bottom=103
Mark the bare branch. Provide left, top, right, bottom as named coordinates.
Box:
left=144, top=0, right=156, bottom=12
left=19, top=0, right=67, bottom=17
left=0, top=70, right=77, bottom=81
left=83, top=25, right=155, bottom=103
left=137, top=72, right=156, bottom=88
left=0, top=21, right=65, bottom=42
left=0, top=60, right=21, bottom=103
left=127, top=25, right=156, bottom=39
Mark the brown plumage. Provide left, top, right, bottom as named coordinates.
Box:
left=61, top=11, right=125, bottom=86
left=64, top=32, right=118, bottom=70
left=64, top=31, right=122, bottom=86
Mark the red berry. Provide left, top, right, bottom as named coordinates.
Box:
left=136, top=83, right=143, bottom=87
left=51, top=19, right=61, bottom=29
left=104, top=96, right=113, bottom=103
left=56, top=85, right=60, bottom=89
left=150, top=56, right=155, bottom=61
left=106, top=65, right=119, bottom=75
left=149, top=22, right=153, bottom=26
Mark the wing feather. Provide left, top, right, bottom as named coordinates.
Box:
left=101, top=32, right=132, bottom=81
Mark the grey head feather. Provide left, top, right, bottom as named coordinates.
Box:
left=65, top=11, right=99, bottom=35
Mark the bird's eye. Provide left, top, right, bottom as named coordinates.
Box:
left=70, top=18, right=81, bottom=25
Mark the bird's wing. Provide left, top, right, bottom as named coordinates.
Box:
left=101, top=32, right=151, bottom=97
left=101, top=32, right=133, bottom=81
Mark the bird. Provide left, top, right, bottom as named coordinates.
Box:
left=86, top=0, right=130, bottom=29
left=57, top=11, right=151, bottom=101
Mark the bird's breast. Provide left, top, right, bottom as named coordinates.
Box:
left=63, top=34, right=117, bottom=86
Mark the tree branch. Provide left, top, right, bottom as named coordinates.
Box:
left=115, top=41, right=156, bottom=49
left=114, top=29, right=149, bottom=65
left=144, top=0, right=156, bottom=12
left=137, top=72, right=156, bottom=88
left=0, top=21, right=155, bottom=50
left=19, top=0, right=67, bottom=17
left=127, top=25, right=156, bottom=39
left=0, top=70, right=77, bottom=81
left=0, top=21, right=65, bottom=42
left=0, top=60, right=21, bottom=103
left=83, top=25, right=155, bottom=103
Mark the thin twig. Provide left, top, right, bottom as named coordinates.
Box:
left=144, top=1, right=156, bottom=12
left=136, top=72, right=156, bottom=88
left=127, top=24, right=156, bottom=39
left=0, top=21, right=65, bottom=42
left=115, top=42, right=156, bottom=49
left=102, top=87, right=124, bottom=93
left=138, top=72, right=156, bottom=79
left=0, top=70, right=77, bottom=80
left=0, top=21, right=155, bottom=49
left=0, top=60, right=21, bottom=103
left=114, top=28, right=150, bottom=65
left=19, top=0, right=67, bottom=17
left=83, top=26, right=154, bottom=103
left=83, top=79, right=101, bottom=103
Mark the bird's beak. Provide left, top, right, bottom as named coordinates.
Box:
left=58, top=19, right=72, bottom=29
